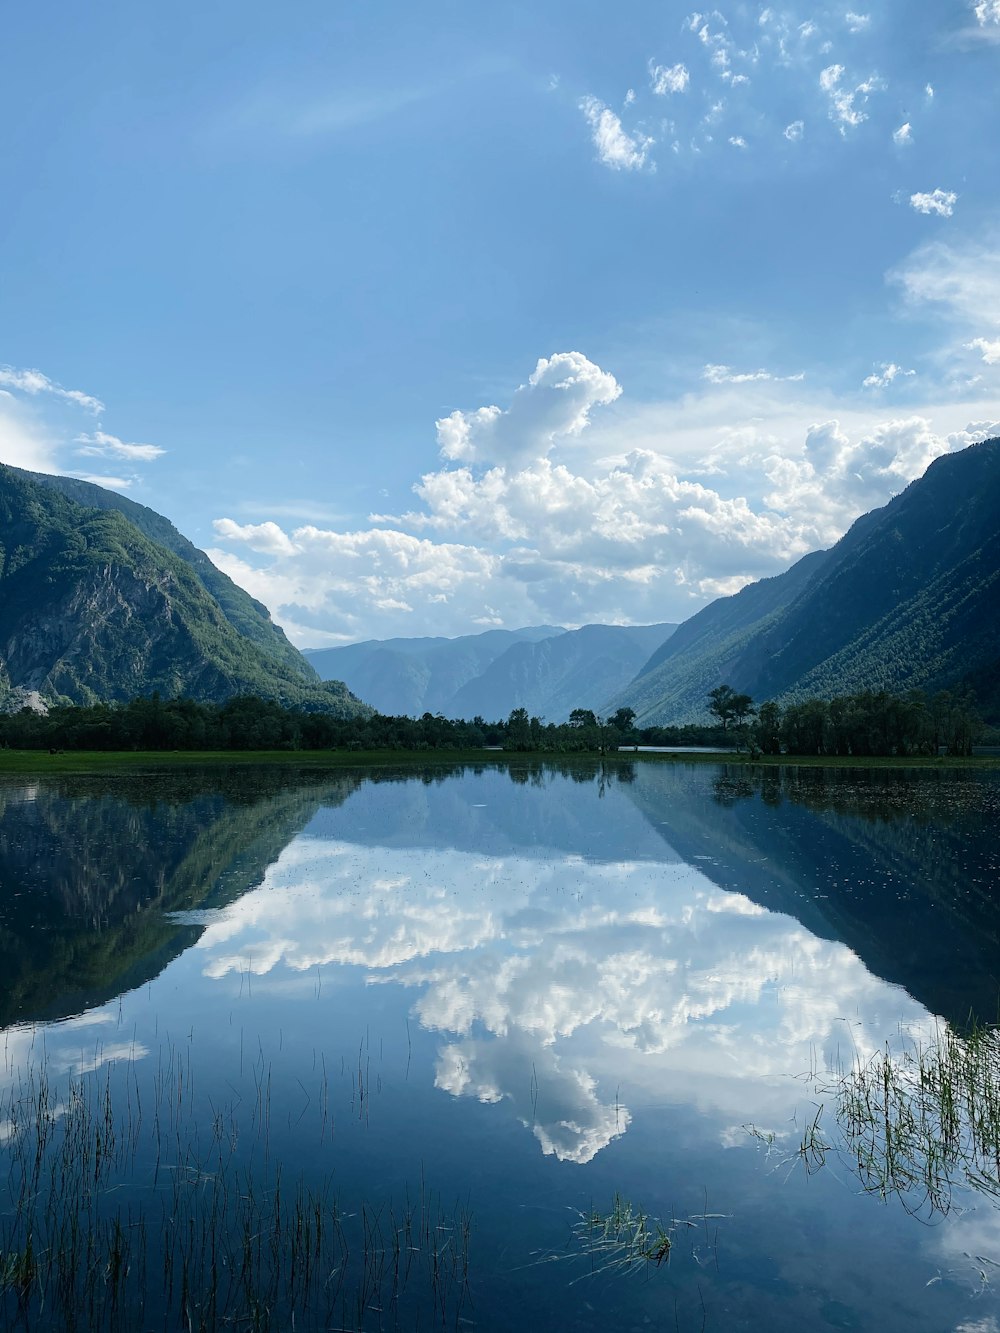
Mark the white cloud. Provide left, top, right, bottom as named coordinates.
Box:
left=579, top=96, right=654, bottom=171
left=649, top=60, right=690, bottom=94
left=819, top=63, right=882, bottom=130
left=967, top=337, right=1000, bottom=364
left=0, top=365, right=104, bottom=414
left=892, top=235, right=1000, bottom=328
left=974, top=0, right=1000, bottom=24
left=784, top=119, right=804, bottom=141
left=75, top=429, right=165, bottom=462
left=728, top=135, right=748, bottom=148
left=435, top=352, right=621, bottom=468
left=909, top=188, right=957, bottom=217
left=703, top=364, right=803, bottom=384
left=892, top=121, right=912, bottom=145
left=209, top=345, right=1000, bottom=640
left=862, top=362, right=916, bottom=389
left=845, top=11, right=871, bottom=31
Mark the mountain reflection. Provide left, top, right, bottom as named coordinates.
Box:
left=1, top=761, right=997, bottom=1164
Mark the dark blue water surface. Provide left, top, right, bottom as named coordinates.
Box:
left=1, top=759, right=999, bottom=1331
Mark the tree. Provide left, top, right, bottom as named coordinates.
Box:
left=609, top=707, right=637, bottom=732
left=569, top=708, right=598, bottom=727
left=707, top=684, right=754, bottom=732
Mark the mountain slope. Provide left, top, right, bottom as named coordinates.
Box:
left=609, top=438, right=1000, bottom=723
left=0, top=466, right=368, bottom=713
left=305, top=626, right=564, bottom=715
left=447, top=622, right=677, bottom=722
left=17, top=467, right=310, bottom=682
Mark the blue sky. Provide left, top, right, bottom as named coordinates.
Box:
left=2, top=0, right=999, bottom=644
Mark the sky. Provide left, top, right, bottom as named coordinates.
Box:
left=1, top=0, right=999, bottom=646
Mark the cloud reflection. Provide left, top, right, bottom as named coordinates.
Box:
left=183, top=832, right=930, bottom=1162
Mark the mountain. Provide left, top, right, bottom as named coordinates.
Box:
left=18, top=467, right=308, bottom=680
left=0, top=465, right=368, bottom=714
left=447, top=622, right=677, bottom=722
left=305, top=626, right=563, bottom=716
left=306, top=622, right=676, bottom=721
left=607, top=438, right=1000, bottom=723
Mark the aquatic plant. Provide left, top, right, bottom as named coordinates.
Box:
left=0, top=1042, right=472, bottom=1332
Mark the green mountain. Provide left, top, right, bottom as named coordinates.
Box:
left=607, top=438, right=1000, bottom=723
left=19, top=467, right=309, bottom=680
left=305, top=625, right=564, bottom=716
left=0, top=465, right=369, bottom=714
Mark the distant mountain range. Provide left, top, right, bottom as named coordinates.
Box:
left=606, top=437, right=1000, bottom=724
left=306, top=621, right=677, bottom=721
left=0, top=466, right=368, bottom=714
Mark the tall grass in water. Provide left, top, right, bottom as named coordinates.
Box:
left=831, top=1021, right=1000, bottom=1216
left=0, top=1045, right=471, bottom=1332
left=764, top=1020, right=1000, bottom=1219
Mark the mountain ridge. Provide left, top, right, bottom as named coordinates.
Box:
left=607, top=438, right=1000, bottom=724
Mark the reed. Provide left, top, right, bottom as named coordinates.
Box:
left=0, top=1038, right=472, bottom=1332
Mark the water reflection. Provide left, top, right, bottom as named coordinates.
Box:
left=1, top=760, right=999, bottom=1331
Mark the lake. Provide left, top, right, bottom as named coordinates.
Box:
left=1, top=758, right=999, bottom=1331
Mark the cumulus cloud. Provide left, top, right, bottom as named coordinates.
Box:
left=0, top=365, right=104, bottom=414
left=784, top=119, right=804, bottom=140
left=845, top=11, right=871, bottom=31
left=974, top=0, right=1000, bottom=24
left=763, top=416, right=998, bottom=527
left=728, top=135, right=748, bottom=147
left=892, top=121, right=912, bottom=145
left=435, top=352, right=621, bottom=468
left=909, top=188, right=957, bottom=217
left=649, top=60, right=690, bottom=94
left=75, top=429, right=165, bottom=462
left=579, top=96, right=653, bottom=171
left=209, top=347, right=1000, bottom=640
left=862, top=362, right=916, bottom=389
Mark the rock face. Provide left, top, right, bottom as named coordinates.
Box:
left=0, top=466, right=369, bottom=714
left=606, top=437, right=1000, bottom=724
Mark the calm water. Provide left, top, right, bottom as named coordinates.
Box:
left=1, top=759, right=999, bottom=1331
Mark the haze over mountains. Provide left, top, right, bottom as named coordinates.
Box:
left=0, top=437, right=997, bottom=725
left=306, top=622, right=676, bottom=722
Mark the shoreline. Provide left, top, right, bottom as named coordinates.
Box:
left=0, top=747, right=997, bottom=775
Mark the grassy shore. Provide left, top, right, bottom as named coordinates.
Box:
left=0, top=747, right=997, bottom=775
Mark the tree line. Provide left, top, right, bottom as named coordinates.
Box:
left=707, top=683, right=984, bottom=757
left=0, top=685, right=986, bottom=756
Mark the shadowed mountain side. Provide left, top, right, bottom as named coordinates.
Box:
left=16, top=467, right=312, bottom=683
left=0, top=769, right=363, bottom=1026
left=446, top=622, right=677, bottom=723
left=621, top=764, right=1000, bottom=1027
left=608, top=438, right=1000, bottom=724
left=304, top=627, right=563, bottom=716
left=0, top=467, right=368, bottom=714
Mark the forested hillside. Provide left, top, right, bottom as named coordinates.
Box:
left=0, top=466, right=368, bottom=714
left=607, top=438, right=1000, bottom=724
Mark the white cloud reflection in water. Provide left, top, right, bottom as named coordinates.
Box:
left=182, top=834, right=931, bottom=1163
